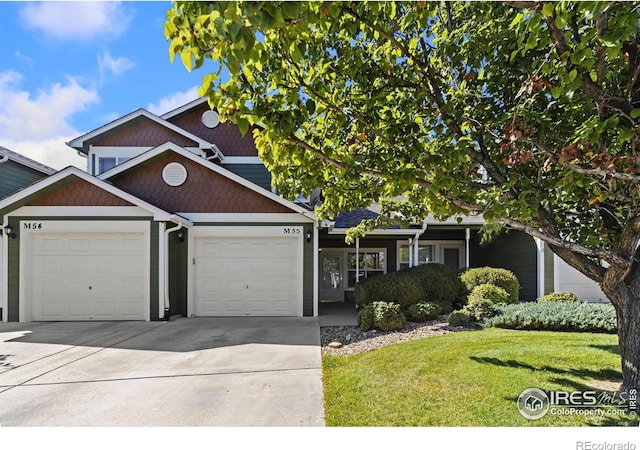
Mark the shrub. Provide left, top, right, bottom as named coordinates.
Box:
left=372, top=301, right=406, bottom=331
left=354, top=272, right=423, bottom=308
left=448, top=310, right=472, bottom=327
left=482, top=302, right=617, bottom=333
left=468, top=283, right=510, bottom=306
left=463, top=297, right=500, bottom=322
left=537, top=291, right=579, bottom=303
left=358, top=304, right=375, bottom=331
left=461, top=267, right=520, bottom=304
left=400, top=263, right=467, bottom=313
left=405, top=302, right=442, bottom=322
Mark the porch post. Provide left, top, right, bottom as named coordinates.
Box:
left=355, top=237, right=360, bottom=284
left=413, top=234, right=420, bottom=266
left=465, top=228, right=470, bottom=269
left=408, top=238, right=413, bottom=268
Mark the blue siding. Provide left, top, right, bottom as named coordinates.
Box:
left=222, top=163, right=272, bottom=191
left=0, top=161, right=49, bottom=199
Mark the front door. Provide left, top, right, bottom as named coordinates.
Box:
left=320, top=251, right=344, bottom=302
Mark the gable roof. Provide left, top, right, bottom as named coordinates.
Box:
left=66, top=109, right=215, bottom=155
left=0, top=165, right=191, bottom=226
left=160, top=97, right=209, bottom=120
left=98, top=142, right=317, bottom=220
left=0, top=146, right=56, bottom=175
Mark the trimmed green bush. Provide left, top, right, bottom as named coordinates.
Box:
left=448, top=310, right=472, bottom=327
left=468, top=283, right=510, bottom=306
left=356, top=263, right=466, bottom=313
left=372, top=301, right=406, bottom=331
left=482, top=302, right=617, bottom=333
left=537, top=291, right=579, bottom=303
left=399, top=263, right=467, bottom=313
left=461, top=267, right=520, bottom=304
left=463, top=297, right=500, bottom=322
left=354, top=272, right=423, bottom=308
left=358, top=304, right=375, bottom=331
left=405, top=302, right=442, bottom=322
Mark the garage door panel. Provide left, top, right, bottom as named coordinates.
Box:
left=194, top=235, right=300, bottom=317
left=31, top=231, right=147, bottom=321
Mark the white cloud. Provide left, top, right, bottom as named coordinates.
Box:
left=3, top=137, right=86, bottom=171
left=20, top=2, right=132, bottom=40
left=0, top=70, right=99, bottom=141
left=98, top=51, right=135, bottom=78
left=147, top=86, right=200, bottom=116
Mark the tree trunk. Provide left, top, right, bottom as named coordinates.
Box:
left=601, top=269, right=640, bottom=392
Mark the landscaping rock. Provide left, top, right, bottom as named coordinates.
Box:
left=321, top=319, right=472, bottom=356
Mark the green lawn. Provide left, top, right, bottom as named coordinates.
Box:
left=322, top=328, right=638, bottom=426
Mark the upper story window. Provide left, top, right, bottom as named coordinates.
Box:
left=98, top=156, right=130, bottom=174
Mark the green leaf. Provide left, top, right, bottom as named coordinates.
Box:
left=237, top=117, right=250, bottom=135
left=180, top=48, right=193, bottom=72
left=542, top=3, right=554, bottom=17
left=631, top=109, right=640, bottom=119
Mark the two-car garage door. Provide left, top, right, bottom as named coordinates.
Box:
left=193, top=234, right=301, bottom=317
left=29, top=230, right=147, bottom=321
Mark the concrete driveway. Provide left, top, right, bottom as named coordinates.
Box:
left=0, top=318, right=325, bottom=426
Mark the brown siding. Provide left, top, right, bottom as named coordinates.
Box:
left=110, top=152, right=292, bottom=213
left=167, top=103, right=259, bottom=157
left=93, top=116, right=198, bottom=147
left=29, top=178, right=133, bottom=207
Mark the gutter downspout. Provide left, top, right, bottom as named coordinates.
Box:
left=163, top=221, right=183, bottom=320
left=414, top=222, right=427, bottom=266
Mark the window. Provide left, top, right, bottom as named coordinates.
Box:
left=398, top=244, right=434, bottom=270
left=347, top=250, right=385, bottom=288
left=397, top=240, right=465, bottom=269
left=97, top=156, right=131, bottom=174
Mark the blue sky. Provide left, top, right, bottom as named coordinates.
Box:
left=0, top=1, right=208, bottom=170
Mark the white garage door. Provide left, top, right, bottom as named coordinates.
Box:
left=31, top=232, right=147, bottom=321
left=556, top=256, right=607, bottom=302
left=194, top=237, right=300, bottom=316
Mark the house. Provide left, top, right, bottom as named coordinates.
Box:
left=0, top=147, right=56, bottom=321
left=0, top=98, right=606, bottom=323
left=0, top=146, right=56, bottom=199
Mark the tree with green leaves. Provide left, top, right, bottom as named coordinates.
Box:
left=165, top=1, right=640, bottom=391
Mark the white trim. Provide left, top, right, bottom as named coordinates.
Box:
left=553, top=253, right=560, bottom=293
left=0, top=166, right=192, bottom=226
left=222, top=157, right=264, bottom=164
left=313, top=222, right=319, bottom=317
left=189, top=226, right=305, bottom=317
left=178, top=213, right=314, bottom=223
left=535, top=238, right=545, bottom=298
left=423, top=214, right=485, bottom=226
left=160, top=97, right=208, bottom=120
left=328, top=228, right=418, bottom=236
left=98, top=142, right=317, bottom=220
left=158, top=222, right=166, bottom=320
left=9, top=206, right=153, bottom=217
left=18, top=220, right=151, bottom=322
left=0, top=148, right=56, bottom=175
left=1, top=215, right=7, bottom=322
left=67, top=109, right=213, bottom=152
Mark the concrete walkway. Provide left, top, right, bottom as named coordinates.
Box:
left=0, top=318, right=325, bottom=426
